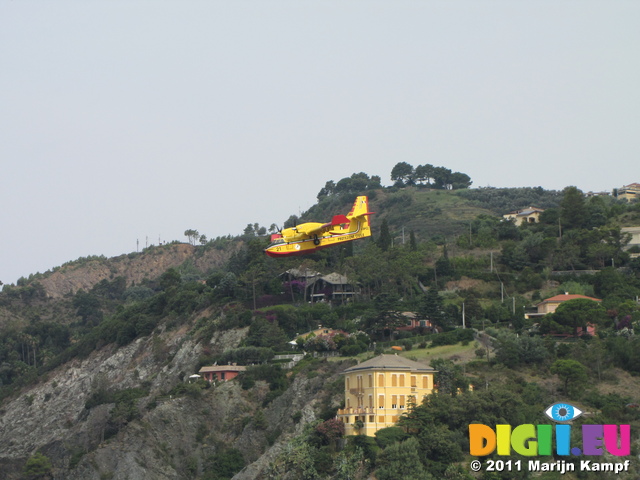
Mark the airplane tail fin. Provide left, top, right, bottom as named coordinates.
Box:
left=346, top=196, right=373, bottom=234
left=346, top=196, right=370, bottom=219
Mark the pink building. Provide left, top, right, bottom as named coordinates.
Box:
left=198, top=365, right=246, bottom=382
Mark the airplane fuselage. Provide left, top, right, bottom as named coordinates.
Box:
left=264, top=196, right=372, bottom=258
left=265, top=227, right=368, bottom=257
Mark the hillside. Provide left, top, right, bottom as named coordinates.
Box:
left=302, top=185, right=563, bottom=244
left=36, top=242, right=242, bottom=300
left=1, top=183, right=640, bottom=479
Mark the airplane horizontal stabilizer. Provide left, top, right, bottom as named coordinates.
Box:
left=331, top=215, right=350, bottom=225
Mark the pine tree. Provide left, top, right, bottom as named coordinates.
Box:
left=378, top=219, right=392, bottom=252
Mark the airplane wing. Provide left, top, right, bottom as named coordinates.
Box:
left=295, top=215, right=350, bottom=236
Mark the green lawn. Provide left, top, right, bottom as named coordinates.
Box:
left=398, top=342, right=477, bottom=363
left=328, top=341, right=479, bottom=365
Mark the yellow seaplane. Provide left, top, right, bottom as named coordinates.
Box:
left=265, top=196, right=373, bottom=257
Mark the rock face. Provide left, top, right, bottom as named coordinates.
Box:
left=0, top=318, right=346, bottom=480
left=0, top=325, right=203, bottom=478
left=0, top=240, right=350, bottom=479
left=38, top=242, right=242, bottom=299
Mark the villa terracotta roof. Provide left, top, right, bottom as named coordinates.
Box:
left=343, top=354, right=436, bottom=374
left=538, top=294, right=601, bottom=305
left=199, top=365, right=246, bottom=373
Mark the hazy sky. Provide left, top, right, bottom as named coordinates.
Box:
left=1, top=1, right=639, bottom=285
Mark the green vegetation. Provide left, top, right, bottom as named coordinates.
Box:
left=22, top=452, right=52, bottom=479
left=2, top=170, right=640, bottom=478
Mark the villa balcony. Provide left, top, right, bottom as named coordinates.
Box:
left=337, top=406, right=375, bottom=415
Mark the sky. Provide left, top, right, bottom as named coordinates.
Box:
left=1, top=1, right=639, bottom=285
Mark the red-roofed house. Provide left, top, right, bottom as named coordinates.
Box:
left=617, top=183, right=640, bottom=202
left=199, top=365, right=246, bottom=382
left=395, top=312, right=436, bottom=332
left=525, top=293, right=601, bottom=320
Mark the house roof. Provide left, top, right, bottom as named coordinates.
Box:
left=537, top=293, right=601, bottom=306
left=504, top=206, right=544, bottom=216
left=281, top=268, right=321, bottom=279
left=317, top=272, right=351, bottom=285
left=342, top=354, right=436, bottom=374
left=199, top=365, right=247, bottom=373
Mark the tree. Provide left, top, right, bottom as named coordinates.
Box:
left=266, top=436, right=321, bottom=480
left=23, top=452, right=52, bottom=479
left=390, top=162, right=414, bottom=186
left=551, top=359, right=588, bottom=395
left=418, top=288, right=445, bottom=326
left=374, top=426, right=408, bottom=448
left=449, top=171, right=472, bottom=189
left=159, top=268, right=182, bottom=290
left=560, top=186, right=587, bottom=230
left=333, top=447, right=365, bottom=480
left=375, top=437, right=433, bottom=480
left=500, top=240, right=529, bottom=271
left=539, top=298, right=609, bottom=335
left=317, top=180, right=336, bottom=199
left=73, top=291, right=103, bottom=326
left=184, top=229, right=199, bottom=245
left=430, top=358, right=468, bottom=396
left=409, top=230, right=417, bottom=251
left=432, top=166, right=452, bottom=189
left=494, top=332, right=548, bottom=368
left=414, top=164, right=435, bottom=186
left=365, top=293, right=404, bottom=338
left=378, top=219, right=392, bottom=251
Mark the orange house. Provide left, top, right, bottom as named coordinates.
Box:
left=525, top=293, right=601, bottom=320
left=198, top=365, right=246, bottom=382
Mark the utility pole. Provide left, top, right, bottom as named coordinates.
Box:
left=558, top=218, right=562, bottom=239
left=490, top=252, right=493, bottom=273
left=462, top=302, right=466, bottom=329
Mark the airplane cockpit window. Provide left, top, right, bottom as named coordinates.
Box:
left=268, top=238, right=286, bottom=247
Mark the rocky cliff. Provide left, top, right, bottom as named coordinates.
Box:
left=38, top=242, right=242, bottom=299
left=0, top=315, right=347, bottom=479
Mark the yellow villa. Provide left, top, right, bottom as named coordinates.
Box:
left=337, top=354, right=437, bottom=436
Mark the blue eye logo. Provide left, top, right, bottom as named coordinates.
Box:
left=544, top=403, right=583, bottom=422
